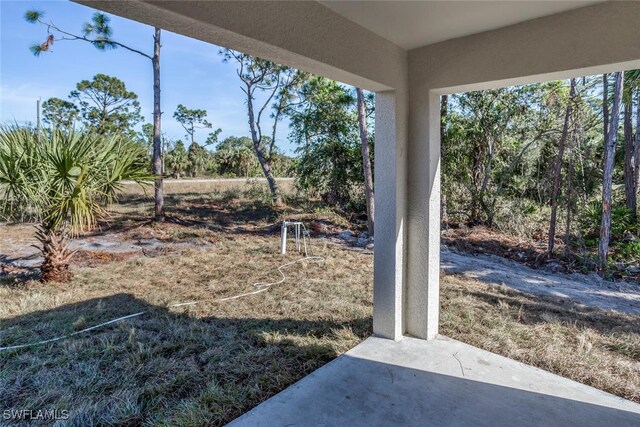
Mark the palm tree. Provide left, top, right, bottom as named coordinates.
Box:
left=0, top=126, right=151, bottom=282
left=166, top=141, right=189, bottom=179
left=187, top=142, right=208, bottom=177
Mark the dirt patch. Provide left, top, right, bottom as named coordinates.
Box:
left=443, top=225, right=640, bottom=282
left=441, top=247, right=640, bottom=315
left=72, top=250, right=140, bottom=267
left=443, top=225, right=548, bottom=268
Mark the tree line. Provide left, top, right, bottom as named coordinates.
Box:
left=441, top=71, right=640, bottom=277
left=39, top=73, right=296, bottom=178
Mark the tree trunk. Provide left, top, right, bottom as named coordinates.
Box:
left=598, top=71, right=624, bottom=275
left=624, top=97, right=637, bottom=214
left=603, top=74, right=609, bottom=144
left=635, top=90, right=640, bottom=208
left=36, top=225, right=74, bottom=283
left=564, top=139, right=576, bottom=258
left=36, top=98, right=41, bottom=136
left=440, top=95, right=448, bottom=225
left=356, top=88, right=375, bottom=236
left=479, top=136, right=495, bottom=227
left=564, top=158, right=575, bottom=258
left=152, top=28, right=164, bottom=221
left=246, top=86, right=282, bottom=206
left=548, top=79, right=576, bottom=254
left=261, top=159, right=282, bottom=206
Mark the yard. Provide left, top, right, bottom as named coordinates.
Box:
left=1, top=180, right=640, bottom=426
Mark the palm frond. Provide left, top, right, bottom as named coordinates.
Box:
left=0, top=125, right=152, bottom=235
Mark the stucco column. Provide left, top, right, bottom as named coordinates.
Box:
left=373, top=89, right=408, bottom=340
left=405, top=91, right=441, bottom=340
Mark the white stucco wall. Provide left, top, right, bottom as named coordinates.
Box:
left=410, top=1, right=640, bottom=95
left=373, top=88, right=408, bottom=340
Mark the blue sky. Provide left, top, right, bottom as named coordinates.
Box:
left=0, top=0, right=296, bottom=153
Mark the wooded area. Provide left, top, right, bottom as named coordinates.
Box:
left=442, top=71, right=640, bottom=278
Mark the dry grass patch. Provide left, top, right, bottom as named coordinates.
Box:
left=120, top=178, right=295, bottom=196
left=441, top=273, right=640, bottom=402
left=2, top=190, right=640, bottom=424
left=2, top=248, right=638, bottom=425
left=0, top=235, right=373, bottom=426
left=106, top=184, right=350, bottom=237
left=0, top=224, right=39, bottom=251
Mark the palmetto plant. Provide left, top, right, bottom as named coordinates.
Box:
left=165, top=141, right=189, bottom=179
left=0, top=126, right=151, bottom=282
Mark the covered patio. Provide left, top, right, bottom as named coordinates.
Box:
left=231, top=336, right=640, bottom=426
left=78, top=1, right=640, bottom=424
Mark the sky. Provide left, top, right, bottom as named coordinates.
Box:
left=0, top=0, right=296, bottom=153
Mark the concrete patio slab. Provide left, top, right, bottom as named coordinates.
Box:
left=230, top=336, right=640, bottom=426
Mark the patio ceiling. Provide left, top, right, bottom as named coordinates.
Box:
left=321, top=0, right=603, bottom=49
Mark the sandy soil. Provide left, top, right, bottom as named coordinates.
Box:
left=441, top=246, right=640, bottom=315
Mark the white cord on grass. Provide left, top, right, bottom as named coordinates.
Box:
left=0, top=312, right=146, bottom=352
left=252, top=256, right=325, bottom=289
left=170, top=288, right=269, bottom=307
left=0, top=223, right=324, bottom=352
left=252, top=223, right=324, bottom=288
left=168, top=224, right=324, bottom=306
